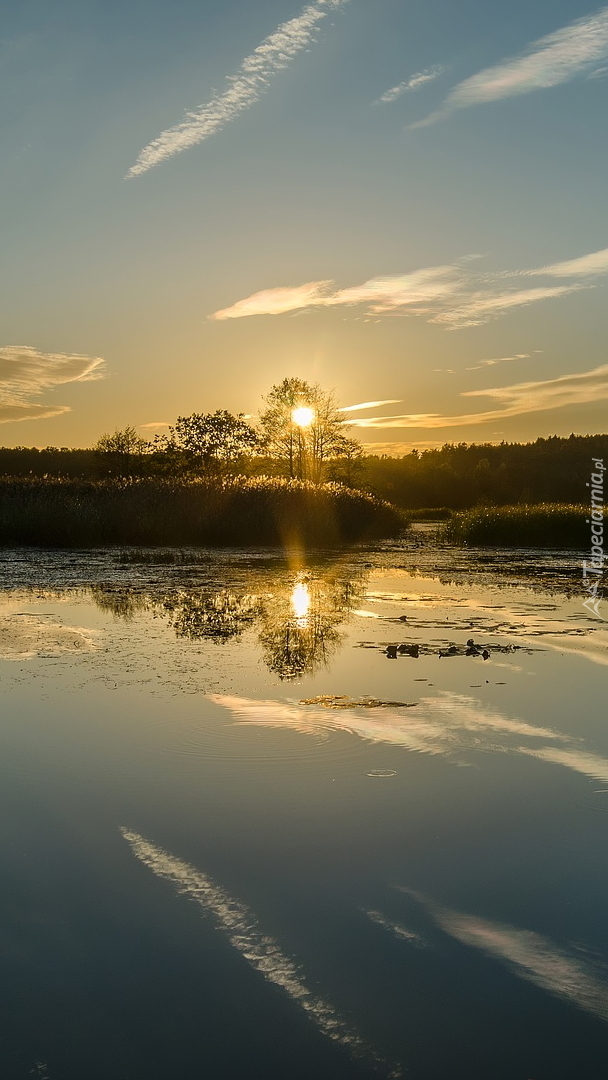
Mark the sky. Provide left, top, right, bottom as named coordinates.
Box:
left=1, top=0, right=607, bottom=452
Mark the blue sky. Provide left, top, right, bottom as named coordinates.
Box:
left=1, top=0, right=607, bottom=449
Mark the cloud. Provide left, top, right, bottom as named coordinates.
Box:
left=348, top=363, right=608, bottom=430
left=360, top=440, right=449, bottom=455
left=121, top=828, right=401, bottom=1078
left=431, top=284, right=584, bottom=329
left=375, top=66, right=443, bottom=104
left=210, top=243, right=606, bottom=328
left=127, top=0, right=351, bottom=178
left=529, top=246, right=608, bottom=278
left=466, top=353, right=531, bottom=371
left=139, top=421, right=171, bottom=429
left=211, top=265, right=465, bottom=321
left=211, top=280, right=334, bottom=320
left=0, top=345, right=105, bottom=425
left=338, top=399, right=403, bottom=413
left=413, top=6, right=608, bottom=127
left=399, top=891, right=608, bottom=1024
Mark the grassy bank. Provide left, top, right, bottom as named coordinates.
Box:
left=445, top=503, right=606, bottom=547
left=0, top=476, right=405, bottom=547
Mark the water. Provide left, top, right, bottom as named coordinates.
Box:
left=1, top=530, right=607, bottom=1079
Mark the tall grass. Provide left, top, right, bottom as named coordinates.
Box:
left=406, top=507, right=452, bottom=521
left=445, top=503, right=606, bottom=547
left=0, top=476, right=404, bottom=547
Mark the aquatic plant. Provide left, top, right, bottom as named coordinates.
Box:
left=444, top=503, right=606, bottom=547
left=0, top=476, right=404, bottom=547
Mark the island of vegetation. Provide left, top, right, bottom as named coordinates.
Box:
left=0, top=376, right=606, bottom=548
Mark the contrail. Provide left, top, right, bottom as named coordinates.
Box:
left=127, top=0, right=351, bottom=177
left=121, top=828, right=402, bottom=1077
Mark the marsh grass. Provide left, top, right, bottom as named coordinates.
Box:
left=406, top=507, right=452, bottom=521
left=0, top=476, right=404, bottom=548
left=445, top=503, right=606, bottom=547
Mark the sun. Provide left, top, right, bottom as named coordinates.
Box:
left=291, top=406, right=315, bottom=428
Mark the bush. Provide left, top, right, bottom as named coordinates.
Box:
left=0, top=476, right=404, bottom=548
left=444, top=503, right=605, bottom=547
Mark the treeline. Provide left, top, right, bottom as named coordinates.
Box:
left=361, top=434, right=608, bottom=509
left=0, top=433, right=606, bottom=509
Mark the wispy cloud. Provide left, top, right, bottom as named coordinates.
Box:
left=338, top=399, right=403, bottom=413
left=360, top=440, right=449, bottom=455
left=431, top=284, right=583, bottom=329
left=466, top=353, right=531, bottom=372
left=121, top=828, right=401, bottom=1078
left=211, top=265, right=466, bottom=321
left=0, top=345, right=105, bottom=424
left=211, top=244, right=606, bottom=328
left=413, top=6, right=608, bottom=127
left=139, top=421, right=171, bottom=429
left=375, top=66, right=443, bottom=104
left=348, top=363, right=608, bottom=430
left=529, top=246, right=608, bottom=278
left=127, top=0, right=350, bottom=178
left=404, top=892, right=608, bottom=1023
left=212, top=279, right=335, bottom=320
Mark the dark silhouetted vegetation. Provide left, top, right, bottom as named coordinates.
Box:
left=361, top=434, right=608, bottom=508
left=0, top=433, right=605, bottom=509
left=0, top=476, right=404, bottom=548
left=445, top=503, right=607, bottom=547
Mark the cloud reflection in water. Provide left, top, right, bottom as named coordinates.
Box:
left=392, top=890, right=608, bottom=1024
left=121, top=828, right=402, bottom=1078
left=209, top=691, right=567, bottom=757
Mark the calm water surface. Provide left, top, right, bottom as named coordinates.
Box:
left=1, top=530, right=607, bottom=1079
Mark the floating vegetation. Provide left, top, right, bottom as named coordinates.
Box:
left=358, top=637, right=526, bottom=661
left=119, top=549, right=213, bottom=565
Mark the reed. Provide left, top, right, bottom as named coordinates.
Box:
left=444, top=503, right=605, bottom=547
left=0, top=476, right=404, bottom=547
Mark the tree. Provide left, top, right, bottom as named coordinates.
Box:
left=95, top=426, right=149, bottom=455
left=326, top=436, right=365, bottom=487
left=94, top=426, right=150, bottom=475
left=259, top=378, right=356, bottom=482
left=161, top=411, right=259, bottom=474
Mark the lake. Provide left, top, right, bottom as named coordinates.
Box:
left=1, top=529, right=607, bottom=1080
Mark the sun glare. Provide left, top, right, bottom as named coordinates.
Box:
left=291, top=406, right=315, bottom=428
left=291, top=580, right=311, bottom=626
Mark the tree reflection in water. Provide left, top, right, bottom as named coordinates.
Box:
left=258, top=574, right=359, bottom=679
left=90, top=567, right=366, bottom=678
left=165, top=590, right=263, bottom=642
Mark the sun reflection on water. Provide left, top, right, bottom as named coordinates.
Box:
left=291, top=579, right=311, bottom=627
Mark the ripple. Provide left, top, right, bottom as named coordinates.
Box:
left=162, top=704, right=368, bottom=768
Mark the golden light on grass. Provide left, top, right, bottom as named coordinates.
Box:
left=291, top=406, right=315, bottom=428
